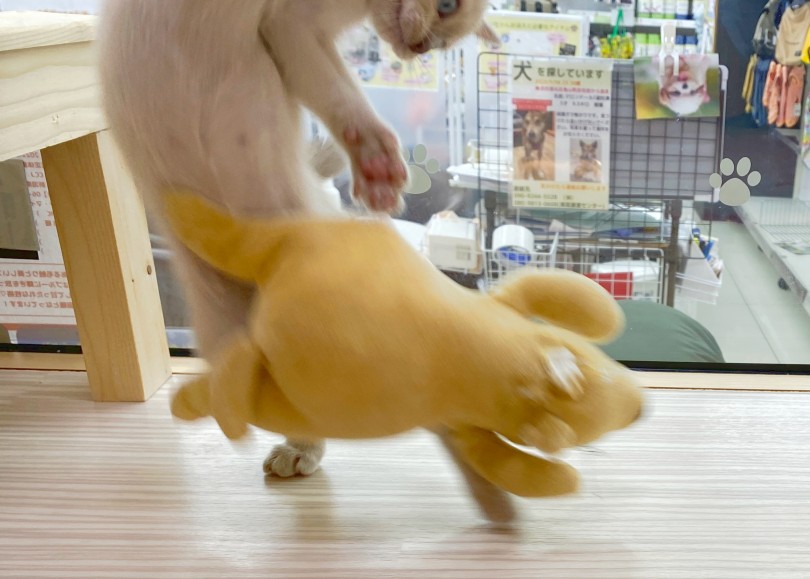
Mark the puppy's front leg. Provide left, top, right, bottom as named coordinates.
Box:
left=260, top=14, right=407, bottom=213
left=433, top=426, right=517, bottom=524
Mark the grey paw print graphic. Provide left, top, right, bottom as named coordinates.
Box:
left=404, top=144, right=440, bottom=195
left=709, top=157, right=761, bottom=207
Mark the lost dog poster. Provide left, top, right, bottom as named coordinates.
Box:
left=511, top=58, right=613, bottom=210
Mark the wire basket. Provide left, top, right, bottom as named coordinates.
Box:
left=483, top=233, right=559, bottom=287
left=758, top=199, right=810, bottom=243
left=481, top=237, right=665, bottom=302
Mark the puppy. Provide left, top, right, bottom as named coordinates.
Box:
left=523, top=110, right=548, bottom=162
left=658, top=55, right=711, bottom=117
left=516, top=110, right=550, bottom=180
left=571, top=140, right=601, bottom=183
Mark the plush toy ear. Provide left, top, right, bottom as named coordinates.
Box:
left=205, top=332, right=268, bottom=441
left=433, top=425, right=517, bottom=524
left=172, top=332, right=261, bottom=441
left=520, top=412, right=578, bottom=454
left=493, top=270, right=625, bottom=343
left=448, top=427, right=580, bottom=498
left=477, top=22, right=500, bottom=48
left=171, top=376, right=213, bottom=422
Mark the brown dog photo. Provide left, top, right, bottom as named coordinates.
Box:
left=570, top=139, right=602, bottom=183
left=512, top=107, right=555, bottom=181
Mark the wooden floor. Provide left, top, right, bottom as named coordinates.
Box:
left=1, top=371, right=809, bottom=578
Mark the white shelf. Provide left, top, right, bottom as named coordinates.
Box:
left=634, top=17, right=697, bottom=30
left=736, top=197, right=810, bottom=314
left=584, top=16, right=698, bottom=31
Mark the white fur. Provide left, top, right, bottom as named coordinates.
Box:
left=99, top=0, right=506, bottom=514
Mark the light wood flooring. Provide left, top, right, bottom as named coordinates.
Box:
left=1, top=370, right=809, bottom=578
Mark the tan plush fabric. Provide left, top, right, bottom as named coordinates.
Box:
left=166, top=191, right=643, bottom=498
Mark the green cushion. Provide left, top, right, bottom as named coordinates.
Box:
left=600, top=300, right=725, bottom=363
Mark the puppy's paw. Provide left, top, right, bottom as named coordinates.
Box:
left=263, top=439, right=325, bottom=478
left=343, top=122, right=408, bottom=214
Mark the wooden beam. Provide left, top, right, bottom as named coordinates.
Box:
left=639, top=371, right=810, bottom=392
left=0, top=351, right=808, bottom=393
left=0, top=353, right=208, bottom=376
left=40, top=131, right=171, bottom=401
left=0, top=352, right=85, bottom=372
left=0, top=41, right=103, bottom=162
left=0, top=12, right=95, bottom=52
left=0, top=16, right=103, bottom=162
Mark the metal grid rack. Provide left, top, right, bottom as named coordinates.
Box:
left=758, top=198, right=810, bottom=244
left=471, top=54, right=726, bottom=306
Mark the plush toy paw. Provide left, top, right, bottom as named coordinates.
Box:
left=343, top=121, right=408, bottom=214
left=449, top=427, right=580, bottom=498
left=263, top=440, right=325, bottom=477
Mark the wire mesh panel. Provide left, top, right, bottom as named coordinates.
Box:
left=474, top=54, right=723, bottom=201
left=610, top=61, right=723, bottom=201
left=471, top=53, right=725, bottom=304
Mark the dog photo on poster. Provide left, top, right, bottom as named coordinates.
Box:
left=634, top=54, right=721, bottom=120
left=510, top=58, right=613, bottom=210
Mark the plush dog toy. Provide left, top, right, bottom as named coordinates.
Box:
left=167, top=191, right=643, bottom=499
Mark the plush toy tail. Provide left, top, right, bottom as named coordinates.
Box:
left=309, top=136, right=346, bottom=179
left=493, top=269, right=625, bottom=343
left=162, top=190, right=290, bottom=283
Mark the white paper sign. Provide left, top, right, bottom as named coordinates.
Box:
left=510, top=58, right=613, bottom=210
left=0, top=152, right=75, bottom=326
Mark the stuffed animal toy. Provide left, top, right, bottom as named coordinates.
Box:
left=167, top=191, right=643, bottom=499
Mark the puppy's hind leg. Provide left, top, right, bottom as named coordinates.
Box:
left=264, top=439, right=326, bottom=477
left=166, top=50, right=331, bottom=476
left=171, top=225, right=329, bottom=478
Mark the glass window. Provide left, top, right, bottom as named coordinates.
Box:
left=3, top=0, right=809, bottom=372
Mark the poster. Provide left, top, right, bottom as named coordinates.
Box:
left=0, top=152, right=75, bottom=326
left=634, top=54, right=721, bottom=120
left=510, top=58, right=613, bottom=210
left=339, top=24, right=439, bottom=92
left=479, top=13, right=588, bottom=92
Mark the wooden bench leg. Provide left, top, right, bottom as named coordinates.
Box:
left=41, top=131, right=171, bottom=402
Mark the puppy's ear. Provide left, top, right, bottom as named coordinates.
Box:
left=477, top=22, right=500, bottom=48
left=659, top=88, right=670, bottom=105
left=701, top=87, right=711, bottom=104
